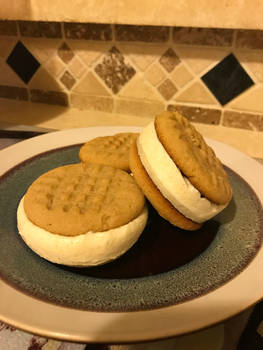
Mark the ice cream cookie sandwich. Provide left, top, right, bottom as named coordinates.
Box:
left=79, top=133, right=139, bottom=172
left=17, top=163, right=147, bottom=266
left=129, top=111, right=232, bottom=231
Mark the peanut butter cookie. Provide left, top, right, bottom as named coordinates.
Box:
left=24, top=162, right=145, bottom=236
left=79, top=133, right=139, bottom=172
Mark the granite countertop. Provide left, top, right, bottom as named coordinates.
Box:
left=1, top=100, right=263, bottom=159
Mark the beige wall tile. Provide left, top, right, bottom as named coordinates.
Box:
left=228, top=85, right=263, bottom=113
left=175, top=47, right=229, bottom=75
left=145, top=63, right=166, bottom=86
left=0, top=19, right=263, bottom=133
left=175, top=81, right=218, bottom=105
left=0, top=60, right=26, bottom=87
left=119, top=74, right=162, bottom=101
left=45, top=56, right=65, bottom=78
left=70, top=93, right=113, bottom=112
left=115, top=97, right=164, bottom=118
left=235, top=50, right=263, bottom=82
left=68, top=56, right=86, bottom=79
left=72, top=71, right=110, bottom=96
left=22, top=38, right=62, bottom=64
left=68, top=41, right=111, bottom=67
left=0, top=36, right=17, bottom=59
left=28, top=66, right=64, bottom=91
left=119, top=43, right=164, bottom=71
left=171, top=64, right=193, bottom=88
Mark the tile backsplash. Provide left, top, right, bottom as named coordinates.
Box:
left=1, top=20, right=263, bottom=132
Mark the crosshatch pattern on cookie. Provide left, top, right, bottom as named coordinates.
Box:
left=39, top=166, right=113, bottom=213
left=79, top=133, right=139, bottom=171
left=155, top=111, right=232, bottom=204
left=24, top=163, right=145, bottom=236
left=93, top=133, right=136, bottom=152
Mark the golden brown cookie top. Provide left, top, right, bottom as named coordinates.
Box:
left=79, top=133, right=139, bottom=171
left=24, top=163, right=145, bottom=236
left=154, top=111, right=232, bottom=205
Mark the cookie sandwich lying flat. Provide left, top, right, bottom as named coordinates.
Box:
left=130, top=111, right=232, bottom=231
left=17, top=163, right=147, bottom=266
left=79, top=133, right=139, bottom=172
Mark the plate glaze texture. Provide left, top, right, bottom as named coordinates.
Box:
left=0, top=145, right=263, bottom=312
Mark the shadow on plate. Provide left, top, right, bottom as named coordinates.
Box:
left=60, top=204, right=220, bottom=279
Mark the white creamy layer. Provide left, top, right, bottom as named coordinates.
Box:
left=137, top=122, right=226, bottom=223
left=17, top=197, right=148, bottom=267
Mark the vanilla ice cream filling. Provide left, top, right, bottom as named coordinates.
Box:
left=17, top=197, right=148, bottom=267
left=137, top=122, right=226, bottom=223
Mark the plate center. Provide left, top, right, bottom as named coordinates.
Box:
left=61, top=203, right=219, bottom=279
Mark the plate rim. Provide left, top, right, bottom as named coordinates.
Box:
left=1, top=126, right=263, bottom=343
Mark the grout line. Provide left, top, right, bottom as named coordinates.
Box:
left=232, top=29, right=238, bottom=49
left=16, top=20, right=22, bottom=41
left=111, top=23, right=115, bottom=42
left=61, top=22, right=66, bottom=40
left=15, top=20, right=20, bottom=38
left=168, top=26, right=173, bottom=44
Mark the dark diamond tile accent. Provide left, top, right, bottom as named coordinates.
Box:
left=60, top=70, right=76, bottom=90
left=159, top=48, right=180, bottom=73
left=158, top=79, right=177, bottom=100
left=173, top=27, right=234, bottom=46
left=236, top=30, right=263, bottom=50
left=0, top=85, right=28, bottom=101
left=30, top=89, right=68, bottom=106
left=94, top=46, right=136, bottom=94
left=115, top=25, right=169, bottom=43
left=6, top=41, right=40, bottom=84
left=58, top=42, right=74, bottom=64
left=201, top=53, right=254, bottom=106
left=168, top=104, right=221, bottom=125
left=19, top=21, right=62, bottom=38
left=0, top=21, right=17, bottom=36
left=64, top=22, right=112, bottom=40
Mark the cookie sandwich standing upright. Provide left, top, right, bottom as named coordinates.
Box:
left=130, top=111, right=232, bottom=230
left=17, top=162, right=148, bottom=266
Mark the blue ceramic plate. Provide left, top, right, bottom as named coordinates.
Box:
left=0, top=127, right=263, bottom=343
